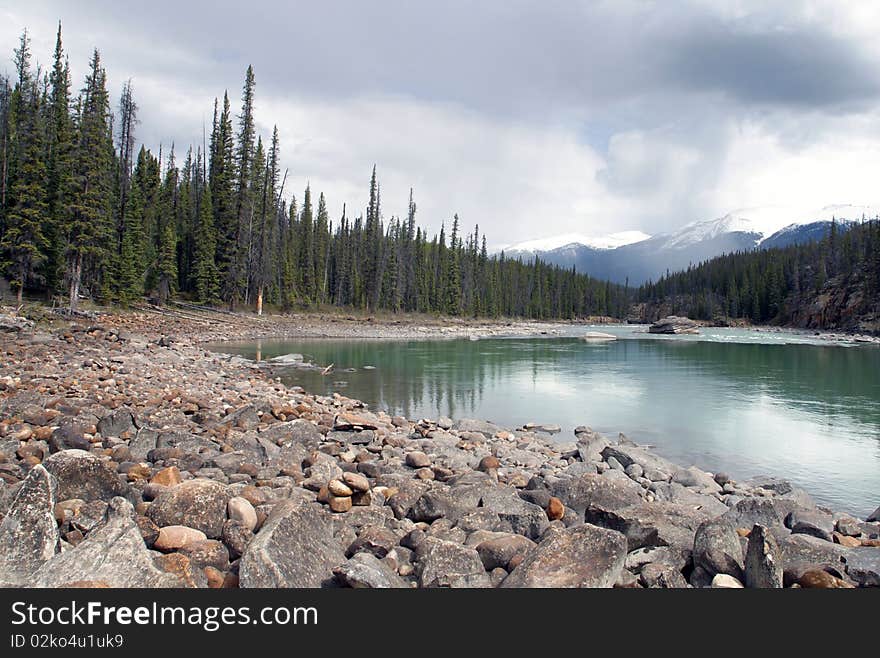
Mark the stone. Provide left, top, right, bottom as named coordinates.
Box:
left=671, top=466, right=722, bottom=493
left=845, top=547, right=880, bottom=587
left=0, top=465, right=60, bottom=584
left=451, top=418, right=504, bottom=437
left=151, top=466, right=182, bottom=487
left=744, top=524, right=782, bottom=588
left=779, top=533, right=850, bottom=582
left=31, top=497, right=182, bottom=587
left=97, top=408, right=135, bottom=438
left=239, top=500, right=346, bottom=587
left=178, top=539, right=230, bottom=572
left=475, top=534, right=536, bottom=571
left=866, top=506, right=880, bottom=523
left=328, top=494, right=352, bottom=513
left=128, top=428, right=158, bottom=462
left=586, top=501, right=711, bottom=552
left=43, top=449, right=127, bottom=502
left=639, top=561, right=689, bottom=588
left=785, top=508, right=834, bottom=542
left=546, top=497, right=565, bottom=521
left=49, top=424, right=91, bottom=452
left=711, top=573, right=744, bottom=588
left=478, top=455, right=501, bottom=472
left=406, top=451, right=431, bottom=468
left=416, top=537, right=490, bottom=588
left=154, top=525, right=208, bottom=551
left=328, top=479, right=353, bottom=497
left=227, top=496, right=257, bottom=532
left=479, top=487, right=549, bottom=540
left=334, top=551, right=409, bottom=588
left=221, top=519, right=252, bottom=559
left=342, top=471, right=370, bottom=493
left=551, top=472, right=643, bottom=517
left=693, top=517, right=745, bottom=580
left=153, top=553, right=198, bottom=588
left=346, top=525, right=399, bottom=559
left=797, top=569, right=854, bottom=588
left=648, top=316, right=700, bottom=334
left=501, top=524, right=627, bottom=588
left=576, top=433, right=609, bottom=463
left=832, top=531, right=861, bottom=548
left=147, top=478, right=230, bottom=539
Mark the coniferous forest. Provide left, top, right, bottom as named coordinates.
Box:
left=637, top=219, right=880, bottom=326
left=0, top=26, right=630, bottom=320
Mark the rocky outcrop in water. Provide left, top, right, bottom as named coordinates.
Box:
left=648, top=316, right=701, bottom=335
left=0, top=308, right=877, bottom=588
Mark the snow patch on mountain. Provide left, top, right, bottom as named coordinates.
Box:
left=502, top=230, right=651, bottom=253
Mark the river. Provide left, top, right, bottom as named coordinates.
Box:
left=210, top=326, right=880, bottom=517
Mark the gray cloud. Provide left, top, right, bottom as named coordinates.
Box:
left=2, top=0, right=880, bottom=242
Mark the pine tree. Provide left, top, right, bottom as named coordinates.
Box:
left=155, top=147, right=178, bottom=304
left=66, top=49, right=113, bottom=312
left=227, top=65, right=255, bottom=309
left=1, top=31, right=47, bottom=304
left=192, top=174, right=219, bottom=303
left=210, top=93, right=237, bottom=306
left=117, top=174, right=145, bottom=304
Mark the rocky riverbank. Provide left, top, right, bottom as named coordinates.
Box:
left=0, top=306, right=878, bottom=588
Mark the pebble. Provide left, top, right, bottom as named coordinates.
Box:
left=227, top=497, right=258, bottom=532
left=154, top=525, right=208, bottom=551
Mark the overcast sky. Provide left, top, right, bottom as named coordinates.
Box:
left=3, top=1, right=880, bottom=246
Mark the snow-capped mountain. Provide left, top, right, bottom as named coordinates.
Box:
left=503, top=230, right=650, bottom=254
left=505, top=204, right=878, bottom=284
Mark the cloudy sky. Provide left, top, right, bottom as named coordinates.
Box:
left=3, top=0, right=880, bottom=247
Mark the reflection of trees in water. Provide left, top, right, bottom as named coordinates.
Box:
left=217, top=337, right=880, bottom=432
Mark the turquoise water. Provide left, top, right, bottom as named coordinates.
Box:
left=212, top=327, right=880, bottom=516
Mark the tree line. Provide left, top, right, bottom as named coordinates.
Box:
left=0, top=25, right=629, bottom=320
left=637, top=218, right=880, bottom=324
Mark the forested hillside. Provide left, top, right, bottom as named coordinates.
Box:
left=0, top=26, right=629, bottom=320
left=636, top=219, right=880, bottom=332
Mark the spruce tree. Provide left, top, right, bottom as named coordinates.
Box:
left=66, top=49, right=113, bottom=312
left=192, top=177, right=219, bottom=303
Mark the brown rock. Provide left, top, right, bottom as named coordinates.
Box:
left=151, top=466, right=182, bottom=487
left=478, top=455, right=500, bottom=472
left=328, top=494, right=352, bottom=513
left=797, top=569, right=854, bottom=588
left=833, top=531, right=862, bottom=548
left=328, top=479, right=353, bottom=497
left=61, top=580, right=111, bottom=588
left=414, top=467, right=434, bottom=480
left=342, top=471, right=370, bottom=492
left=153, top=553, right=197, bottom=588
left=861, top=538, right=880, bottom=547
left=736, top=528, right=751, bottom=538
left=154, top=525, right=208, bottom=551
left=406, top=451, right=431, bottom=468
left=546, top=497, right=565, bottom=521
left=127, top=463, right=151, bottom=481
left=136, top=516, right=161, bottom=548
left=205, top=566, right=224, bottom=588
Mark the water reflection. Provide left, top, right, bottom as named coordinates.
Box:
left=212, top=336, right=880, bottom=516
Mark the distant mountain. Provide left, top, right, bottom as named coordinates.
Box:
left=504, top=205, right=878, bottom=284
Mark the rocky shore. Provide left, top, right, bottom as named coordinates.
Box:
left=0, top=306, right=878, bottom=588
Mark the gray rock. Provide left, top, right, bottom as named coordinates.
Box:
left=845, top=548, right=880, bottom=587
left=262, top=419, right=323, bottom=448
left=586, top=501, right=711, bottom=551
left=475, top=533, right=536, bottom=570
left=867, top=506, right=880, bottom=523
left=550, top=472, right=643, bottom=517
left=451, top=418, right=504, bottom=437
left=650, top=482, right=728, bottom=516
left=744, top=476, right=793, bottom=495
left=334, top=552, right=409, bottom=588
left=478, top=487, right=549, bottom=540
left=128, top=428, right=158, bottom=461
left=147, top=478, right=230, bottom=539
left=346, top=525, right=399, bottom=559
left=239, top=499, right=345, bottom=587
left=693, top=517, right=744, bottom=580
left=576, top=433, right=609, bottom=462
left=49, top=423, right=91, bottom=452
left=501, top=524, right=627, bottom=588
left=43, top=450, right=127, bottom=502
left=97, top=408, right=135, bottom=438
left=31, top=497, right=181, bottom=587
left=778, top=533, right=850, bottom=581
left=785, top=508, right=834, bottom=542
left=722, top=497, right=797, bottom=536
left=744, top=524, right=783, bottom=588
left=416, top=537, right=491, bottom=588
left=600, top=444, right=677, bottom=475
left=639, top=561, right=689, bottom=588
left=0, top=465, right=60, bottom=584
left=671, top=466, right=722, bottom=493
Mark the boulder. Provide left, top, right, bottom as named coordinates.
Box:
left=671, top=466, right=722, bottom=493
left=550, top=472, right=643, bottom=517
left=475, top=534, right=537, bottom=571
left=333, top=552, right=409, bottom=588
left=49, top=424, right=91, bottom=452
left=648, top=316, right=699, bottom=334
left=693, top=517, right=745, bottom=580
left=501, top=524, right=627, bottom=588
left=43, top=450, right=127, bottom=502
left=31, top=497, right=182, bottom=587
left=239, top=500, right=345, bottom=588
left=785, top=508, right=834, bottom=542
left=778, top=533, right=850, bottom=582
left=845, top=548, right=880, bottom=587
left=478, top=488, right=549, bottom=540
left=585, top=500, right=711, bottom=551
left=451, top=418, right=504, bottom=437
left=744, top=524, right=783, bottom=588
left=147, top=479, right=230, bottom=539
left=711, top=574, right=744, bottom=588
left=0, top=465, right=60, bottom=585
left=97, top=408, right=135, bottom=438
left=416, top=537, right=490, bottom=588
